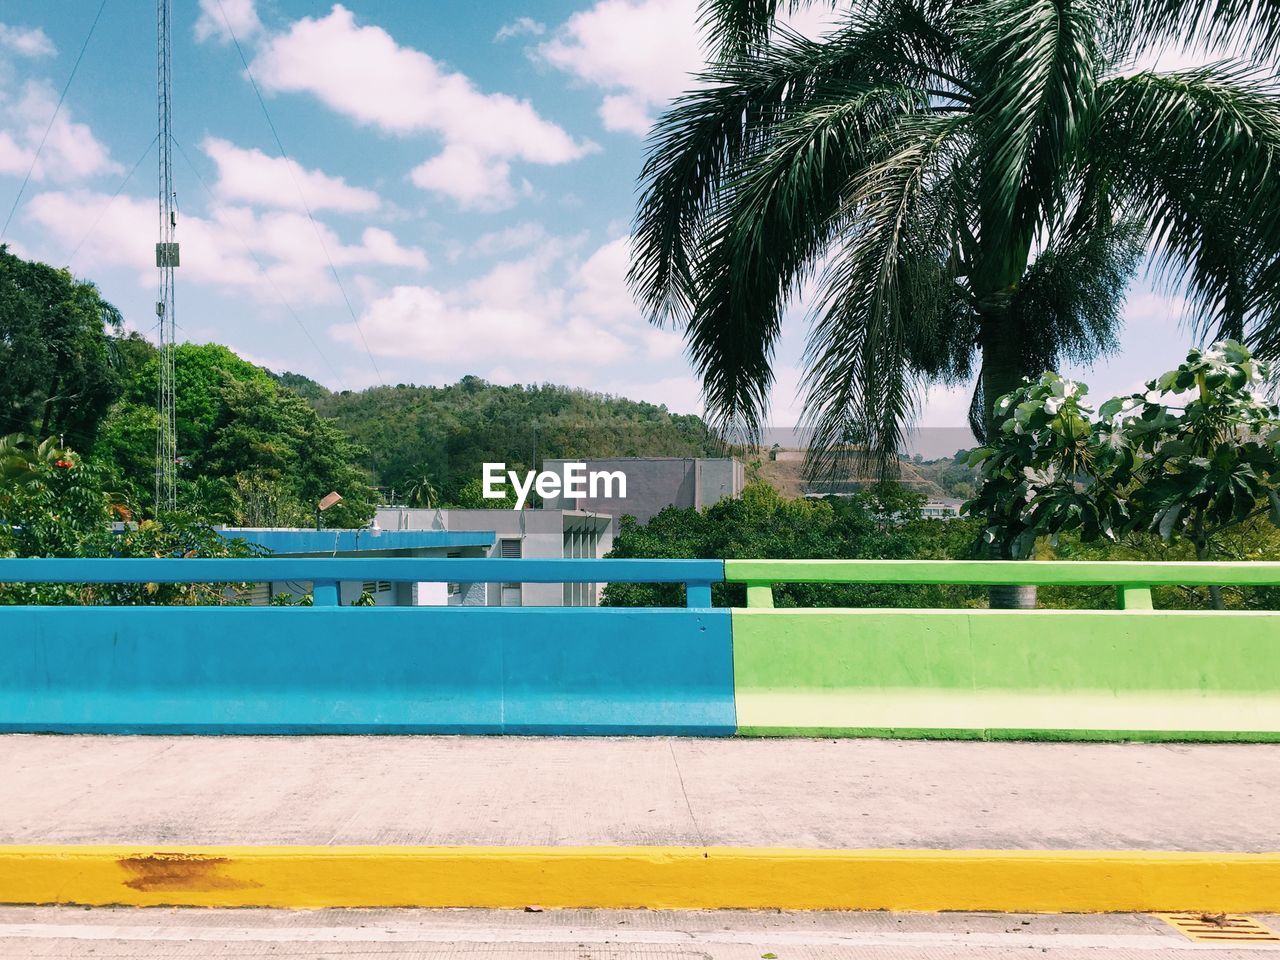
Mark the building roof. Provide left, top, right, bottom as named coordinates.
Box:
left=216, top=527, right=495, bottom=555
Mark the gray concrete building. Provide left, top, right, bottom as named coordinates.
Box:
left=540, top=458, right=744, bottom=532
left=375, top=507, right=612, bottom=607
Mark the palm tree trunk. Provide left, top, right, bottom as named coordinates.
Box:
left=1193, top=522, right=1226, bottom=610
left=979, top=311, right=1037, bottom=609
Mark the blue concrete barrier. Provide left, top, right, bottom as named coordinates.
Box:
left=0, top=558, right=733, bottom=735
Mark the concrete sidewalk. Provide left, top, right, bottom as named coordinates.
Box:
left=1, top=735, right=1277, bottom=850
left=1, top=906, right=1278, bottom=958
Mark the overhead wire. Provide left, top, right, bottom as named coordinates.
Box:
left=173, top=137, right=351, bottom=391
left=1, top=0, right=111, bottom=242
left=213, top=0, right=385, bottom=387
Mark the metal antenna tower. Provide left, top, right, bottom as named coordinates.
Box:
left=155, top=0, right=178, bottom=512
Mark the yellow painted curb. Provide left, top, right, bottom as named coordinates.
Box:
left=0, top=846, right=1277, bottom=912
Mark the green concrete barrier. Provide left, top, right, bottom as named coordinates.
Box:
left=726, top=560, right=1280, bottom=740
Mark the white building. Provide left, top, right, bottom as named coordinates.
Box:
left=375, top=507, right=613, bottom=606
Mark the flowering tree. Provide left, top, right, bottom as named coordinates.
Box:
left=966, top=343, right=1280, bottom=604
left=1, top=434, right=262, bottom=605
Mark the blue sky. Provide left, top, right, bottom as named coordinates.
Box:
left=0, top=0, right=1203, bottom=442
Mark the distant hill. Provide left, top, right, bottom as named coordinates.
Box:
left=268, top=371, right=724, bottom=502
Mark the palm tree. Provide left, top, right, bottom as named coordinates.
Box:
left=404, top=473, right=439, bottom=509
left=632, top=0, right=1280, bottom=475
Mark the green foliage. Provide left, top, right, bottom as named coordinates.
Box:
left=96, top=341, right=377, bottom=526
left=270, top=592, right=313, bottom=606
left=0, top=434, right=263, bottom=605
left=201, top=377, right=377, bottom=528
left=294, top=373, right=723, bottom=503
left=633, top=0, right=1280, bottom=470
left=964, top=371, right=1108, bottom=559
left=0, top=434, right=114, bottom=559
left=0, top=247, right=124, bottom=448
left=602, top=480, right=983, bottom=607
left=967, top=342, right=1280, bottom=576
left=448, top=477, right=516, bottom=509
left=1036, top=522, right=1280, bottom=610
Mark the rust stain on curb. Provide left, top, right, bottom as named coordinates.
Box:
left=117, top=852, right=260, bottom=893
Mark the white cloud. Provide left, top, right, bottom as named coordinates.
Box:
left=342, top=281, right=631, bottom=370
left=538, top=0, right=703, bottom=136
left=251, top=4, right=594, bottom=208
left=0, top=81, right=120, bottom=182
left=597, top=94, right=656, bottom=137
left=409, top=145, right=528, bottom=211
left=201, top=136, right=380, bottom=213
left=339, top=235, right=678, bottom=377
left=495, top=17, right=546, bottom=42
left=539, top=0, right=845, bottom=136
left=569, top=236, right=642, bottom=328
left=0, top=23, right=55, bottom=58
left=567, top=235, right=685, bottom=358
left=194, top=0, right=261, bottom=44
left=25, top=189, right=427, bottom=304
left=613, top=373, right=705, bottom=414
left=467, top=222, right=552, bottom=258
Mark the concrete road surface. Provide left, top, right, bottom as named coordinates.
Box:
left=0, top=735, right=1277, bottom=850
left=0, top=906, right=1277, bottom=958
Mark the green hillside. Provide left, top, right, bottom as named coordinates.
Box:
left=272, top=372, right=723, bottom=504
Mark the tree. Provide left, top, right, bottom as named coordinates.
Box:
left=0, top=434, right=115, bottom=560
left=202, top=376, right=378, bottom=528
left=94, top=342, right=378, bottom=526
left=0, top=247, right=124, bottom=448
left=631, top=0, right=1280, bottom=480
left=603, top=480, right=982, bottom=607
left=305, top=376, right=725, bottom=502
left=447, top=477, right=516, bottom=509
left=403, top=471, right=440, bottom=508
left=97, top=341, right=280, bottom=499
left=966, top=342, right=1280, bottom=605
left=0, top=434, right=261, bottom=605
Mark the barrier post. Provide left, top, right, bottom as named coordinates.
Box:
left=745, top=582, right=774, bottom=608
left=686, top=581, right=713, bottom=608
left=1117, top=584, right=1154, bottom=609
left=312, top=580, right=340, bottom=606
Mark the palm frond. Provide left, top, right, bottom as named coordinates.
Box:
left=684, top=87, right=927, bottom=440
left=631, top=4, right=966, bottom=327
left=800, top=112, right=971, bottom=476
left=699, top=0, right=836, bottom=57
left=965, top=0, right=1109, bottom=281
left=1118, top=0, right=1280, bottom=61
left=1008, top=219, right=1145, bottom=372
left=631, top=35, right=855, bottom=326
left=1087, top=66, right=1280, bottom=352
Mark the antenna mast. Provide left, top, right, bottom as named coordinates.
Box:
left=155, top=0, right=178, bottom=512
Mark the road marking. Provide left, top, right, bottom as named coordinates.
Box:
left=0, top=922, right=1263, bottom=951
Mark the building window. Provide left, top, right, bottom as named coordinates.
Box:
left=498, top=538, right=522, bottom=605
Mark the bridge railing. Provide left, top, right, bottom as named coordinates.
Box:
left=0, top=557, right=725, bottom=608
left=725, top=559, right=1280, bottom=609
left=0, top=557, right=736, bottom=734
left=3, top=557, right=1280, bottom=738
